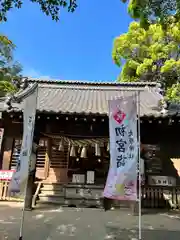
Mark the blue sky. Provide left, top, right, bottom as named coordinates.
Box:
left=0, top=0, right=132, bottom=82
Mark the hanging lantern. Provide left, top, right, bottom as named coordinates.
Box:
left=95, top=143, right=101, bottom=156
left=70, top=145, right=76, bottom=157
left=80, top=146, right=87, bottom=158
left=107, top=142, right=110, bottom=152
left=58, top=139, right=64, bottom=151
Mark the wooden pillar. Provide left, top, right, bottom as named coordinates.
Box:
left=2, top=137, right=13, bottom=170
left=44, top=138, right=51, bottom=179
left=66, top=143, right=70, bottom=182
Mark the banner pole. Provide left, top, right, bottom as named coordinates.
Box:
left=18, top=178, right=29, bottom=240
left=18, top=85, right=38, bottom=240
left=137, top=91, right=142, bottom=240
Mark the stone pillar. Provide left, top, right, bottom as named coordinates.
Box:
left=130, top=201, right=139, bottom=216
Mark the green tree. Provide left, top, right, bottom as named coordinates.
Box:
left=0, top=0, right=77, bottom=22
left=121, top=0, right=180, bottom=27
left=0, top=34, right=22, bottom=96
left=112, top=19, right=180, bottom=102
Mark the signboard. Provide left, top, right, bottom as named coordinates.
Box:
left=103, top=95, right=138, bottom=201
left=72, top=174, right=85, bottom=183
left=142, top=144, right=161, bottom=174
left=0, top=170, right=15, bottom=181
left=148, top=175, right=176, bottom=186
left=86, top=171, right=95, bottom=184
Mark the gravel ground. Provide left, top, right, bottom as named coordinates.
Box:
left=0, top=202, right=180, bottom=240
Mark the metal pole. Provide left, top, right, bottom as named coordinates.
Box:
left=18, top=177, right=29, bottom=240
left=137, top=91, right=142, bottom=240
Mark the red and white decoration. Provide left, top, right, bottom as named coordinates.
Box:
left=0, top=170, right=15, bottom=181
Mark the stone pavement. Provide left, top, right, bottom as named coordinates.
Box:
left=0, top=202, right=180, bottom=240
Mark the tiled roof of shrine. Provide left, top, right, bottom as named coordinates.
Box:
left=0, top=79, right=165, bottom=117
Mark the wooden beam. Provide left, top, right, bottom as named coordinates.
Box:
left=2, top=137, right=13, bottom=170
left=44, top=139, right=51, bottom=179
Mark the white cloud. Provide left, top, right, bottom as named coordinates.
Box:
left=22, top=68, right=51, bottom=80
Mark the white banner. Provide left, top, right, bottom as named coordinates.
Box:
left=103, top=95, right=138, bottom=201
left=9, top=86, right=38, bottom=193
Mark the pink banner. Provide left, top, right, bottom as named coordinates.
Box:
left=103, top=95, right=138, bottom=201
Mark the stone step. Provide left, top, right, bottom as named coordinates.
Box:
left=37, top=200, right=65, bottom=206
left=41, top=184, right=64, bottom=191
left=39, top=190, right=64, bottom=195
left=37, top=197, right=102, bottom=208
left=41, top=186, right=64, bottom=191
left=38, top=195, right=65, bottom=204
left=39, top=193, right=65, bottom=198
left=37, top=195, right=130, bottom=210
left=37, top=184, right=130, bottom=210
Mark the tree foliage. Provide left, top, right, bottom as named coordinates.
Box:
left=0, top=0, right=77, bottom=22
left=121, top=0, right=180, bottom=27
left=112, top=19, right=180, bottom=102
left=0, top=34, right=22, bottom=96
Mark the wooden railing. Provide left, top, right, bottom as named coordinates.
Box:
left=0, top=181, right=9, bottom=200
left=1, top=181, right=180, bottom=210
left=141, top=186, right=180, bottom=209
left=32, top=181, right=42, bottom=208
left=0, top=180, right=23, bottom=202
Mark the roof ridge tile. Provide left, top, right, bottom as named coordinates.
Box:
left=25, top=77, right=158, bottom=88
